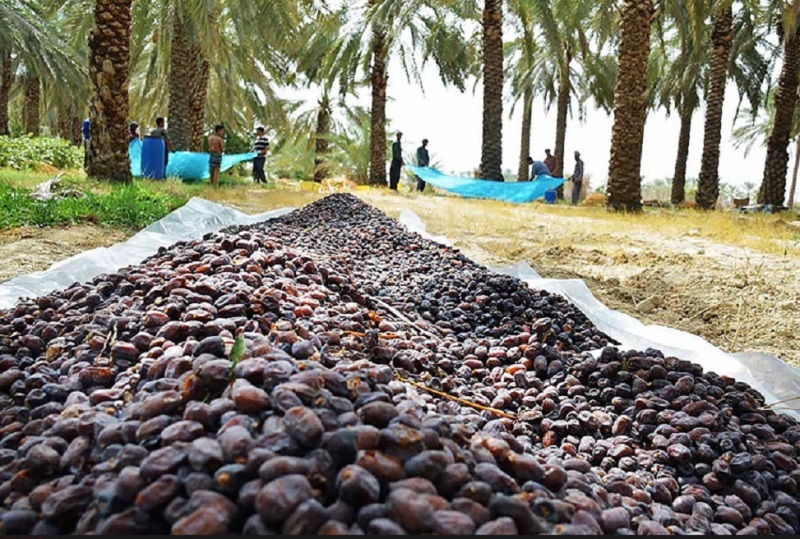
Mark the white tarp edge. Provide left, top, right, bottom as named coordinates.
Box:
left=398, top=211, right=800, bottom=418
left=0, top=197, right=294, bottom=310
left=0, top=199, right=796, bottom=417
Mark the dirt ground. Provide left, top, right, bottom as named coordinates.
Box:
left=0, top=225, right=128, bottom=282
left=1, top=185, right=798, bottom=367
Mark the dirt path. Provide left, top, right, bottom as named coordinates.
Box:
left=0, top=188, right=797, bottom=367
left=0, top=225, right=129, bottom=282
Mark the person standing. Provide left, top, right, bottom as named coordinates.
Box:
left=82, top=118, right=90, bottom=169
left=389, top=132, right=404, bottom=191
left=415, top=138, right=430, bottom=192
left=252, top=126, right=269, bottom=184
left=571, top=151, right=584, bottom=205
left=208, top=124, right=225, bottom=187
left=129, top=122, right=140, bottom=143
left=150, top=117, right=175, bottom=168
left=544, top=149, right=558, bottom=177
left=527, top=156, right=550, bottom=180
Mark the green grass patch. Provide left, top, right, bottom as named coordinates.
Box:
left=0, top=181, right=187, bottom=230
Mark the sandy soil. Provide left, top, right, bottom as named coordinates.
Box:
left=0, top=225, right=129, bottom=282
left=0, top=188, right=797, bottom=368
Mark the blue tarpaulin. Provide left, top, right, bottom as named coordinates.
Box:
left=129, top=139, right=256, bottom=180
left=406, top=166, right=566, bottom=203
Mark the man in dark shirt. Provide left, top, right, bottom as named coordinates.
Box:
left=252, top=127, right=269, bottom=184
left=389, top=132, right=404, bottom=190
left=571, top=150, right=584, bottom=205
left=149, top=117, right=175, bottom=167
left=415, top=138, right=430, bottom=192
left=544, top=149, right=558, bottom=177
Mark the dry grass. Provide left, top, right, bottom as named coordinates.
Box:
left=1, top=169, right=798, bottom=259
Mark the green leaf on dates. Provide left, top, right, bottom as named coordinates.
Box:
left=230, top=336, right=246, bottom=367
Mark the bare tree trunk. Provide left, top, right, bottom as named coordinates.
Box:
left=759, top=29, right=800, bottom=207
left=23, top=76, right=40, bottom=136
left=480, top=0, right=504, bottom=181
left=168, top=10, right=191, bottom=151
left=517, top=87, right=533, bottom=181
left=554, top=54, right=570, bottom=179
left=314, top=95, right=332, bottom=183
left=58, top=104, right=74, bottom=142
left=188, top=57, right=209, bottom=152
left=607, top=0, right=653, bottom=212
left=368, top=0, right=388, bottom=186
left=696, top=4, right=733, bottom=209
left=71, top=116, right=82, bottom=146
left=788, top=136, right=800, bottom=208
left=0, top=51, right=11, bottom=136
left=87, top=0, right=132, bottom=182
left=671, top=97, right=694, bottom=204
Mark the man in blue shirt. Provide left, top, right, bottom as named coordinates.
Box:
left=82, top=118, right=90, bottom=169
left=526, top=156, right=550, bottom=180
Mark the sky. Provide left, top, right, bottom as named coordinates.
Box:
left=368, top=61, right=771, bottom=190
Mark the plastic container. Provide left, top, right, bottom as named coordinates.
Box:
left=544, top=189, right=557, bottom=204
left=141, top=136, right=166, bottom=179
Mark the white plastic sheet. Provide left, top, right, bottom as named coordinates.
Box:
left=0, top=200, right=796, bottom=417
left=399, top=211, right=800, bottom=418
left=0, top=198, right=294, bottom=310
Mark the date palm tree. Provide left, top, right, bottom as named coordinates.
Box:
left=529, top=0, right=605, bottom=179
left=506, top=0, right=536, bottom=181
left=607, top=0, right=655, bottom=211
left=86, top=0, right=133, bottom=182
left=329, top=0, right=472, bottom=186
left=759, top=0, right=800, bottom=206
left=696, top=0, right=734, bottom=209
left=481, top=0, right=504, bottom=181
left=733, top=95, right=800, bottom=207
left=0, top=0, right=84, bottom=136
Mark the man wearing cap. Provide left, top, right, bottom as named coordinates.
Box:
left=252, top=127, right=269, bottom=184
left=544, top=149, right=558, bottom=177
left=389, top=132, right=404, bottom=190
left=415, top=138, right=430, bottom=192
left=570, top=150, right=584, bottom=205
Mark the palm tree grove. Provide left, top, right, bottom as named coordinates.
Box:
left=1, top=0, right=800, bottom=536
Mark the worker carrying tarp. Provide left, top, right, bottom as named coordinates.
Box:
left=128, top=138, right=256, bottom=181
left=405, top=166, right=566, bottom=204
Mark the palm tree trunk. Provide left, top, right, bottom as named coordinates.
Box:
left=480, top=0, right=504, bottom=181
left=554, top=55, right=570, bottom=179
left=788, top=135, right=800, bottom=208
left=71, top=115, right=82, bottom=146
left=87, top=0, right=132, bottom=182
left=23, top=76, right=40, bottom=136
left=368, top=0, right=388, bottom=186
left=0, top=51, right=12, bottom=136
left=758, top=30, right=800, bottom=207
left=188, top=56, right=209, bottom=152
left=696, top=4, right=733, bottom=209
left=517, top=87, right=533, bottom=181
left=168, top=10, right=192, bottom=151
left=607, top=0, right=654, bottom=212
left=671, top=97, right=695, bottom=204
left=314, top=95, right=332, bottom=184
left=58, top=104, right=74, bottom=142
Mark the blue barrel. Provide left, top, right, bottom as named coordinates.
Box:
left=544, top=189, right=557, bottom=204
left=141, top=136, right=166, bottom=179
